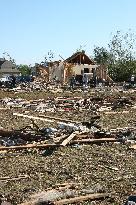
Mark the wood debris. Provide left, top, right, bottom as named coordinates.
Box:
left=0, top=87, right=136, bottom=205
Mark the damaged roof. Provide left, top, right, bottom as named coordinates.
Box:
left=65, top=51, right=95, bottom=65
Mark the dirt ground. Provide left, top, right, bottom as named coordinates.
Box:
left=0, top=89, right=136, bottom=205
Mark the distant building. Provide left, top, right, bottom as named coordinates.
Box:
left=0, top=58, right=21, bottom=77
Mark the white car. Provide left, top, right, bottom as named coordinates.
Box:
left=0, top=76, right=12, bottom=82
left=0, top=76, right=12, bottom=87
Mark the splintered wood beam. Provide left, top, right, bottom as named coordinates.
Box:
left=13, top=113, right=54, bottom=123
left=39, top=114, right=81, bottom=124
left=18, top=192, right=111, bottom=205
left=61, top=131, right=80, bottom=146
left=54, top=193, right=110, bottom=205
left=0, top=175, right=29, bottom=181
left=0, top=143, right=59, bottom=151
left=130, top=144, right=136, bottom=150
left=71, top=137, right=117, bottom=144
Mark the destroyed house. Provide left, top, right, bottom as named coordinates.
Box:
left=0, top=58, right=21, bottom=77
left=35, top=51, right=112, bottom=83
left=64, top=51, right=113, bottom=83
left=48, top=51, right=97, bottom=83
left=64, top=51, right=98, bottom=83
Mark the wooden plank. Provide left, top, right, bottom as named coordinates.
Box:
left=75, top=133, right=94, bottom=139
left=71, top=138, right=117, bottom=144
left=104, top=111, right=130, bottom=115
left=61, top=131, right=79, bottom=146
left=13, top=112, right=99, bottom=125
left=0, top=175, right=29, bottom=181
left=54, top=182, right=80, bottom=187
left=39, top=115, right=81, bottom=124
left=0, top=143, right=59, bottom=151
left=54, top=193, right=110, bottom=205
left=130, top=144, right=136, bottom=149
left=18, top=192, right=111, bottom=205
left=13, top=113, right=54, bottom=123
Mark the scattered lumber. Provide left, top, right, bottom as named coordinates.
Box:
left=75, top=133, right=94, bottom=139
left=0, top=136, right=119, bottom=151
left=71, top=137, right=118, bottom=144
left=13, top=113, right=54, bottom=123
left=98, top=164, right=119, bottom=171
left=109, top=126, right=136, bottom=134
left=0, top=143, right=59, bottom=151
left=54, top=193, right=111, bottom=205
left=13, top=112, right=99, bottom=127
left=18, top=192, right=111, bottom=205
left=13, top=112, right=81, bottom=125
left=130, top=144, right=136, bottom=149
left=104, top=110, right=130, bottom=115
left=54, top=182, right=80, bottom=188
left=61, top=131, right=80, bottom=146
left=39, top=115, right=81, bottom=124
left=0, top=175, right=29, bottom=181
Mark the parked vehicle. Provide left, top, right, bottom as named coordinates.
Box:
left=0, top=76, right=13, bottom=87
left=16, top=76, right=32, bottom=83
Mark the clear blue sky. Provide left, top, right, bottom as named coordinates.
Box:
left=0, top=0, right=136, bottom=65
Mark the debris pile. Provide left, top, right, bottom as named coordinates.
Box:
left=0, top=88, right=136, bottom=205
left=0, top=94, right=136, bottom=113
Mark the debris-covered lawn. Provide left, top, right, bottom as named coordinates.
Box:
left=0, top=88, right=136, bottom=205
left=0, top=144, right=136, bottom=205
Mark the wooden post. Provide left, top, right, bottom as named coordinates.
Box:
left=80, top=54, right=81, bottom=64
